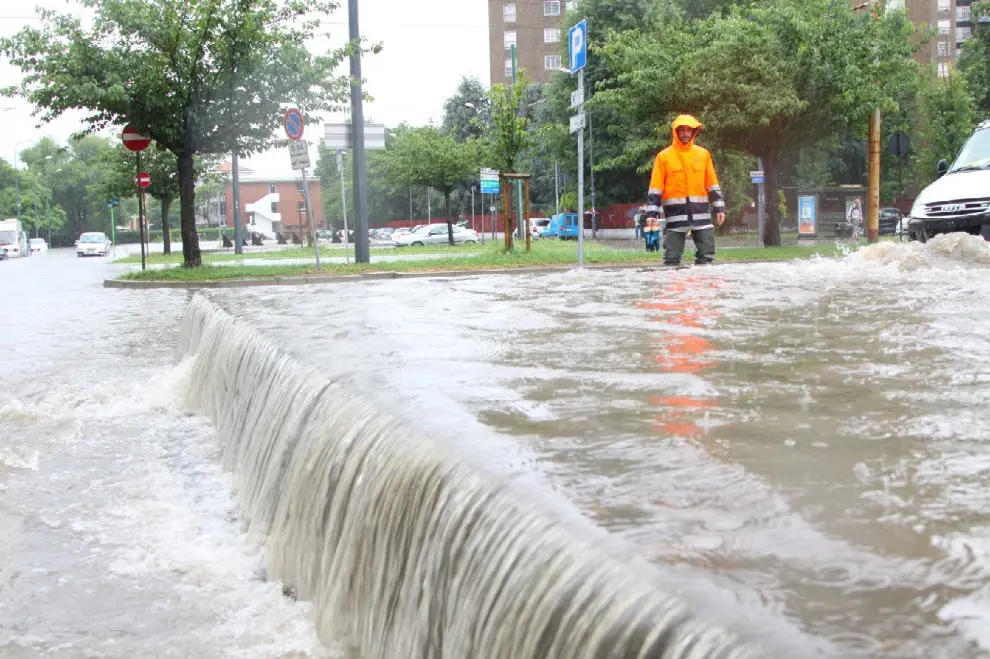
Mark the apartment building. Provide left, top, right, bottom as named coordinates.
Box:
left=488, top=0, right=578, bottom=84
left=883, top=0, right=975, bottom=75
left=218, top=163, right=325, bottom=238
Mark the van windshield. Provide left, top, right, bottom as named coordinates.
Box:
left=950, top=128, right=990, bottom=173
left=0, top=231, right=17, bottom=243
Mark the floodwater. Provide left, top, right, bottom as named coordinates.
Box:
left=4, top=235, right=990, bottom=657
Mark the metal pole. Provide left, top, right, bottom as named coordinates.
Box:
left=338, top=150, right=350, bottom=264
left=471, top=185, right=476, bottom=233
left=757, top=157, right=766, bottom=244
left=577, top=69, right=585, bottom=268
left=867, top=107, right=881, bottom=243
left=46, top=199, right=50, bottom=245
left=511, top=44, right=524, bottom=241
left=232, top=149, right=243, bottom=254
left=408, top=186, right=412, bottom=227
left=555, top=160, right=560, bottom=215
left=589, top=111, right=596, bottom=239
left=137, top=152, right=146, bottom=270
left=109, top=202, right=116, bottom=253
left=481, top=193, right=486, bottom=244
left=301, top=166, right=321, bottom=269
left=348, top=0, right=370, bottom=263
left=428, top=190, right=431, bottom=221
left=524, top=177, right=531, bottom=253
left=34, top=196, right=38, bottom=238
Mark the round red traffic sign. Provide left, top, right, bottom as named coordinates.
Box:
left=122, top=124, right=151, bottom=152
left=134, top=171, right=151, bottom=188
left=284, top=108, right=304, bottom=141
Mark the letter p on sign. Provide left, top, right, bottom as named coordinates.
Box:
left=569, top=20, right=587, bottom=73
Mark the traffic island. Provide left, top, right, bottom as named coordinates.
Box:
left=105, top=241, right=851, bottom=289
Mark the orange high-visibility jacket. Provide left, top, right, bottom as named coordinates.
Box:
left=646, top=115, right=725, bottom=232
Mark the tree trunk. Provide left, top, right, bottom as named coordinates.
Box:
left=161, top=197, right=172, bottom=255
left=444, top=191, right=455, bottom=245
left=762, top=149, right=782, bottom=247
left=178, top=151, right=201, bottom=267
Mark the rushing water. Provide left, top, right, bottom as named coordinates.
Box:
left=4, top=235, right=990, bottom=657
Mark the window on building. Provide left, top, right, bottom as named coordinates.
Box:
left=504, top=30, right=516, bottom=51
left=503, top=3, right=516, bottom=22
left=938, top=19, right=951, bottom=35
left=958, top=5, right=972, bottom=21
left=271, top=202, right=279, bottom=213
left=937, top=0, right=950, bottom=11
left=957, top=26, right=972, bottom=41
left=566, top=0, right=578, bottom=9
left=886, top=0, right=904, bottom=9
left=938, top=61, right=951, bottom=78
left=504, top=58, right=513, bottom=79
left=297, top=201, right=307, bottom=212
left=937, top=40, right=950, bottom=56
left=957, top=47, right=962, bottom=58
left=544, top=28, right=561, bottom=43
left=544, top=55, right=562, bottom=70
left=544, top=0, right=561, bottom=16
left=295, top=179, right=305, bottom=192
left=268, top=183, right=276, bottom=193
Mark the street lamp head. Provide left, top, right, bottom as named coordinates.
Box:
left=464, top=102, right=475, bottom=108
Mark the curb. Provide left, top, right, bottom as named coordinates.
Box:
left=102, top=258, right=807, bottom=290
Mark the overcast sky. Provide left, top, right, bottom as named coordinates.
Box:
left=0, top=0, right=490, bottom=178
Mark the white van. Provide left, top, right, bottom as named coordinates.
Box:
left=907, top=119, right=990, bottom=242
left=0, top=219, right=30, bottom=258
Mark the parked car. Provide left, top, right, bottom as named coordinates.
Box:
left=29, top=238, right=48, bottom=254
left=879, top=207, right=903, bottom=236
left=530, top=217, right=551, bottom=238
left=393, top=223, right=480, bottom=246
left=76, top=232, right=112, bottom=257
left=907, top=119, right=990, bottom=243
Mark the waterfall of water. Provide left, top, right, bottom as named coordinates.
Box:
left=175, top=294, right=769, bottom=659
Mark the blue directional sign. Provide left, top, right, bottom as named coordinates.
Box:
left=284, top=108, right=304, bottom=141
left=569, top=19, right=588, bottom=73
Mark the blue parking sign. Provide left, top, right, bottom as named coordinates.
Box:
left=569, top=20, right=587, bottom=73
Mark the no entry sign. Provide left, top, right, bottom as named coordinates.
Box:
left=122, top=125, right=151, bottom=152
left=134, top=171, right=151, bottom=188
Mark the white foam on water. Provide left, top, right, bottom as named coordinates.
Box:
left=174, top=294, right=779, bottom=659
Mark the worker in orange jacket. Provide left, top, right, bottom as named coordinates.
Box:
left=646, top=115, right=726, bottom=266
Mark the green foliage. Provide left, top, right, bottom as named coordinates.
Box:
left=959, top=2, right=990, bottom=117
left=591, top=0, right=917, bottom=244
left=914, top=71, right=977, bottom=187
left=487, top=75, right=532, bottom=174
left=2, top=0, right=357, bottom=267
left=377, top=126, right=481, bottom=243
left=441, top=76, right=491, bottom=142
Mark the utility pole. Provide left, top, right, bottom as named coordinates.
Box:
left=348, top=0, right=370, bottom=263
left=510, top=44, right=525, bottom=242
left=337, top=150, right=350, bottom=264
left=865, top=0, right=882, bottom=243
left=555, top=160, right=560, bottom=214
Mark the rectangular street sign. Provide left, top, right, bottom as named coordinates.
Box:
left=570, top=112, right=585, bottom=134
left=480, top=167, right=500, bottom=194
left=751, top=176, right=765, bottom=184
left=289, top=140, right=310, bottom=170
left=570, top=85, right=584, bottom=109
left=568, top=20, right=588, bottom=73
left=323, top=123, right=387, bottom=150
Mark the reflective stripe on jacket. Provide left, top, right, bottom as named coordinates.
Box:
left=646, top=115, right=725, bottom=232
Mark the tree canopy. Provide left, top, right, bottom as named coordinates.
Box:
left=2, top=0, right=360, bottom=266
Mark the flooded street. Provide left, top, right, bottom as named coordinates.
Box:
left=4, top=235, right=990, bottom=657
left=0, top=250, right=330, bottom=658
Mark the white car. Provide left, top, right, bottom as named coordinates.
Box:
left=393, top=223, right=480, bottom=247
left=77, top=232, right=112, bottom=257
left=29, top=238, right=48, bottom=254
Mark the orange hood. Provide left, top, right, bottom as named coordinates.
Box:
left=671, top=114, right=703, bottom=151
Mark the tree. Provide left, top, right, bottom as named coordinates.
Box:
left=487, top=75, right=533, bottom=174
left=441, top=76, right=491, bottom=142
left=913, top=70, right=976, bottom=187
left=3, top=0, right=359, bottom=267
left=959, top=2, right=990, bottom=117
left=593, top=0, right=917, bottom=244
left=378, top=127, right=480, bottom=244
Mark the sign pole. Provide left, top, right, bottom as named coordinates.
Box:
left=301, top=166, right=321, bottom=270
left=577, top=67, right=585, bottom=268
left=757, top=158, right=765, bottom=244
left=338, top=150, right=350, bottom=265
left=137, top=152, right=146, bottom=271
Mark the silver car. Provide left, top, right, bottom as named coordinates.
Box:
left=77, top=232, right=112, bottom=257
